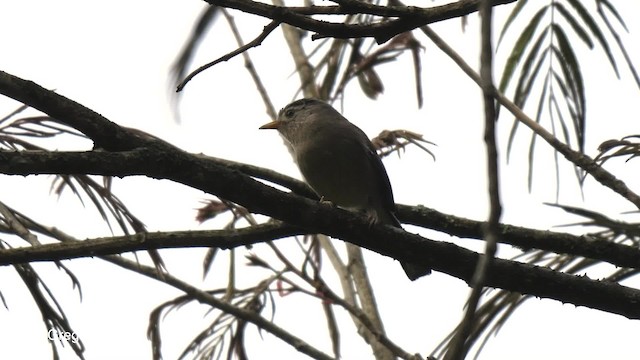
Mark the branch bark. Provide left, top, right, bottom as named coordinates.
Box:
left=1, top=149, right=640, bottom=319
left=2, top=199, right=638, bottom=275
left=2, top=71, right=640, bottom=321
left=204, top=0, right=516, bottom=43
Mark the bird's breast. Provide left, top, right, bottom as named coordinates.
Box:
left=295, top=139, right=373, bottom=209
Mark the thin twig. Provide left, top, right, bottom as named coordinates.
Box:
left=445, top=1, right=500, bottom=358
left=177, top=20, right=279, bottom=92
left=0, top=201, right=40, bottom=245
left=272, top=0, right=319, bottom=98
left=267, top=239, right=421, bottom=360
left=345, top=244, right=394, bottom=360
left=0, top=225, right=302, bottom=265
left=221, top=9, right=278, bottom=119
left=39, top=228, right=335, bottom=360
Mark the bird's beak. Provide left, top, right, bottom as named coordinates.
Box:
left=259, top=120, right=280, bottom=130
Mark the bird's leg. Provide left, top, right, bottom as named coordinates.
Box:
left=363, top=208, right=379, bottom=227
left=318, top=196, right=336, bottom=207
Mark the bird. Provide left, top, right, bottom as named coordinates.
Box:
left=259, top=98, right=430, bottom=280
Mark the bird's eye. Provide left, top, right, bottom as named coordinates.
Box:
left=284, top=109, right=295, bottom=118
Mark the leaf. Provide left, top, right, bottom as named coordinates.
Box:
left=497, top=0, right=530, bottom=48
left=552, top=2, right=593, bottom=49
left=169, top=6, right=220, bottom=120
left=597, top=0, right=628, bottom=31
left=527, top=116, right=537, bottom=192
left=550, top=46, right=578, bottom=107
left=597, top=1, right=640, bottom=89
left=553, top=24, right=586, bottom=151
left=357, top=68, right=384, bottom=99
left=549, top=85, right=573, bottom=148
left=526, top=74, right=550, bottom=192
left=547, top=94, right=563, bottom=200
left=203, top=247, right=219, bottom=279
left=506, top=44, right=549, bottom=161
left=409, top=36, right=424, bottom=108
left=498, top=6, right=549, bottom=94
left=513, top=33, right=549, bottom=109
left=565, top=0, right=619, bottom=77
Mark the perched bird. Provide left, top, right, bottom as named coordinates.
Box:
left=259, top=98, right=430, bottom=280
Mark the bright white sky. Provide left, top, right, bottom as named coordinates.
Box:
left=1, top=1, right=640, bottom=359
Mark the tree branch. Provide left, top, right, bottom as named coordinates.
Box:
left=446, top=2, right=500, bottom=358
left=2, top=71, right=640, bottom=322
left=1, top=148, right=640, bottom=318
left=397, top=205, right=640, bottom=271
left=204, top=0, right=516, bottom=44
left=176, top=20, right=279, bottom=92
left=2, top=195, right=637, bottom=277
left=0, top=224, right=301, bottom=264
left=101, top=246, right=334, bottom=360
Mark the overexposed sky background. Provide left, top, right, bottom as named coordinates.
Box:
left=1, top=0, right=640, bottom=359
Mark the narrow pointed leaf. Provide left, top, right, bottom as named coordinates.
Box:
left=506, top=47, right=548, bottom=160
left=526, top=77, right=549, bottom=192
left=550, top=46, right=579, bottom=108
left=565, top=0, right=619, bottom=77
left=597, top=3, right=640, bottom=89
left=552, top=2, right=593, bottom=49
left=498, top=6, right=549, bottom=94
left=548, top=95, right=564, bottom=200
left=497, top=0, right=530, bottom=48
left=553, top=25, right=586, bottom=151
left=549, top=77, right=573, bottom=147
left=597, top=0, right=628, bottom=31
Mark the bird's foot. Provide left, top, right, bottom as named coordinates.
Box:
left=364, top=209, right=379, bottom=227
left=318, top=196, right=336, bottom=207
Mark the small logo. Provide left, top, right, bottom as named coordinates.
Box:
left=47, top=329, right=80, bottom=344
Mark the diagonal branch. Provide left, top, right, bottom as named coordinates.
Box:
left=177, top=20, right=279, bottom=91
left=419, top=26, right=640, bottom=210
left=54, top=232, right=334, bottom=360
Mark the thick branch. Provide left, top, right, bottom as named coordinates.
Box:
left=2, top=71, right=640, bottom=321
left=398, top=205, right=640, bottom=271
left=1, top=150, right=640, bottom=319
left=188, top=155, right=640, bottom=272
left=2, top=196, right=637, bottom=277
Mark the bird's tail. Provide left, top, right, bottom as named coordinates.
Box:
left=401, top=261, right=431, bottom=281
left=378, top=210, right=431, bottom=281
